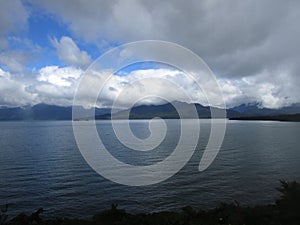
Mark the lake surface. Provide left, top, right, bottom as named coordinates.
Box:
left=0, top=120, right=299, bottom=218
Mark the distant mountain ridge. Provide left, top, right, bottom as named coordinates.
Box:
left=0, top=102, right=299, bottom=121
left=96, top=101, right=239, bottom=119
left=0, top=104, right=111, bottom=121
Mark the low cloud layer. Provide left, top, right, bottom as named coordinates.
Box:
left=1, top=65, right=299, bottom=109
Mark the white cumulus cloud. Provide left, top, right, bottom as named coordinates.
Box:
left=51, top=36, right=92, bottom=69
left=0, top=68, right=36, bottom=107
left=38, top=66, right=82, bottom=87
left=1, top=65, right=300, bottom=109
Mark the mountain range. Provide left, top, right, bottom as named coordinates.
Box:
left=0, top=104, right=110, bottom=121
left=95, top=101, right=239, bottom=119
left=0, top=102, right=299, bottom=121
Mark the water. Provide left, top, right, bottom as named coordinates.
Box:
left=0, top=120, right=299, bottom=218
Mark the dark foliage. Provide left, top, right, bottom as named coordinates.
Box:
left=276, top=181, right=300, bottom=225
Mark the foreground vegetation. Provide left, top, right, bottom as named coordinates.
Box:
left=1, top=181, right=299, bottom=225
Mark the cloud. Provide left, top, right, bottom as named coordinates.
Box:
left=0, top=64, right=299, bottom=109
left=38, top=66, right=82, bottom=87
left=97, top=69, right=204, bottom=108
left=31, top=1, right=300, bottom=67
left=0, top=69, right=36, bottom=107
left=0, top=1, right=33, bottom=74
left=219, top=71, right=300, bottom=108
left=0, top=66, right=210, bottom=108
left=51, top=36, right=92, bottom=69
left=29, top=0, right=300, bottom=108
left=74, top=68, right=236, bottom=108
left=0, top=0, right=28, bottom=50
left=83, top=68, right=300, bottom=109
left=0, top=66, right=83, bottom=107
left=30, top=0, right=168, bottom=42
left=0, top=50, right=33, bottom=74
left=34, top=66, right=83, bottom=105
left=1, top=0, right=300, bottom=108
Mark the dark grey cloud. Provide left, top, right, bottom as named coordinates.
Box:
left=30, top=0, right=300, bottom=77
left=0, top=0, right=28, bottom=49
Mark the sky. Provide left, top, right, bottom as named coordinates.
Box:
left=0, top=0, right=299, bottom=109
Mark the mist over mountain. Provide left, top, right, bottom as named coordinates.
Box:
left=230, top=102, right=300, bottom=116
